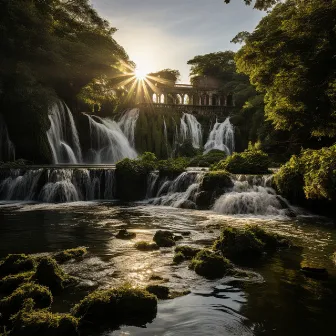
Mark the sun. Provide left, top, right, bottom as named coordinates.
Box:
left=134, top=68, right=148, bottom=80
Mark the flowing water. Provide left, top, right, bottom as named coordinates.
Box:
left=118, top=108, right=140, bottom=147
left=0, top=201, right=335, bottom=336
left=180, top=113, right=203, bottom=148
left=47, top=102, right=83, bottom=164
left=204, top=118, right=235, bottom=155
left=0, top=115, right=15, bottom=162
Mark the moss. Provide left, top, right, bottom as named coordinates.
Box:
left=10, top=299, right=79, bottom=336
left=212, top=149, right=270, bottom=174
left=116, top=229, right=136, bottom=240
left=213, top=226, right=265, bottom=260
left=157, top=158, right=189, bottom=178
left=54, top=247, right=87, bottom=264
left=72, top=284, right=157, bottom=329
left=201, top=171, right=233, bottom=192
left=174, top=245, right=201, bottom=263
left=0, top=283, right=52, bottom=319
left=213, top=226, right=290, bottom=262
left=0, top=271, right=34, bottom=295
left=189, top=150, right=227, bottom=168
left=145, top=285, right=170, bottom=300
left=32, top=257, right=68, bottom=292
left=153, top=231, right=176, bottom=247
left=0, top=254, right=36, bottom=277
left=189, top=250, right=233, bottom=279
left=134, top=241, right=160, bottom=251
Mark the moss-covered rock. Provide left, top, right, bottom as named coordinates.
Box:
left=54, top=247, right=87, bottom=264
left=0, top=271, right=34, bottom=295
left=190, top=250, right=233, bottom=279
left=116, top=229, right=136, bottom=240
left=134, top=241, right=160, bottom=251
left=0, top=283, right=52, bottom=319
left=72, top=285, right=157, bottom=329
left=10, top=299, right=79, bottom=336
left=153, top=231, right=176, bottom=247
left=174, top=246, right=201, bottom=264
left=0, top=254, right=36, bottom=277
left=145, top=285, right=170, bottom=300
left=32, top=257, right=68, bottom=292
left=213, top=225, right=290, bottom=261
left=188, top=150, right=227, bottom=168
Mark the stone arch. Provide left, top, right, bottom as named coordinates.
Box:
left=201, top=94, right=210, bottom=106
left=193, top=94, right=199, bottom=105
left=176, top=94, right=182, bottom=105
left=227, top=93, right=233, bottom=107
left=167, top=94, right=174, bottom=104
left=160, top=94, right=165, bottom=104
left=183, top=94, right=190, bottom=105
left=211, top=94, right=219, bottom=106
left=152, top=93, right=158, bottom=103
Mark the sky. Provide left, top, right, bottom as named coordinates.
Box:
left=91, top=0, right=265, bottom=83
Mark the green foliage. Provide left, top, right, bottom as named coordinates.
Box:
left=189, top=250, right=232, bottom=279
left=147, top=69, right=181, bottom=87
left=54, top=248, right=87, bottom=264
left=0, top=283, right=52, bottom=319
left=145, top=285, right=170, bottom=300
left=0, top=254, right=36, bottom=277
left=201, top=171, right=233, bottom=191
left=224, top=0, right=279, bottom=10
left=153, top=231, right=176, bottom=248
left=11, top=299, right=79, bottom=336
left=275, top=145, right=336, bottom=203
left=157, top=158, right=189, bottom=177
left=139, top=152, right=158, bottom=163
left=173, top=246, right=201, bottom=264
left=134, top=241, right=160, bottom=251
left=212, top=149, right=270, bottom=174
left=236, top=0, right=336, bottom=139
left=189, top=150, right=227, bottom=167
left=71, top=284, right=157, bottom=328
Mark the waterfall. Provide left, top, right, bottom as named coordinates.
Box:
left=0, top=115, right=15, bottom=162
left=204, top=118, right=235, bottom=155
left=163, top=118, right=170, bottom=158
left=47, top=102, right=83, bottom=164
left=84, top=114, right=137, bottom=164
left=0, top=168, right=116, bottom=203
left=118, top=108, right=140, bottom=147
left=148, top=171, right=205, bottom=209
left=180, top=113, right=203, bottom=148
left=213, top=175, right=291, bottom=216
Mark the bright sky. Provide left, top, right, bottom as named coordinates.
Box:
left=91, top=0, right=265, bottom=83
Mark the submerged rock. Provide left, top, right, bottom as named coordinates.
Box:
left=300, top=265, right=329, bottom=280
left=153, top=231, right=176, bottom=247
left=72, top=285, right=157, bottom=329
left=174, top=246, right=201, bottom=264
left=0, top=271, right=34, bottom=295
left=116, top=229, right=136, bottom=240
left=54, top=247, right=87, bottom=264
left=190, top=249, right=233, bottom=279
left=134, top=241, right=160, bottom=251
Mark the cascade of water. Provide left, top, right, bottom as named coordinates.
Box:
left=180, top=113, right=203, bottom=148
left=0, top=168, right=116, bottom=203
left=47, top=102, right=83, bottom=164
left=204, top=118, right=235, bottom=155
left=163, top=117, right=170, bottom=158
left=118, top=108, right=140, bottom=147
left=146, top=172, right=160, bottom=199
left=84, top=114, right=137, bottom=164
left=213, top=175, right=292, bottom=216
left=149, top=171, right=204, bottom=208
left=0, top=114, right=15, bottom=162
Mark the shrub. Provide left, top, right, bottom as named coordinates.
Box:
left=190, top=250, right=232, bottom=279
left=11, top=299, right=79, bottom=336
left=134, top=241, right=160, bottom=251
left=0, top=254, right=36, bottom=277
left=153, top=231, right=176, bottom=247
left=0, top=283, right=52, bottom=319
left=116, top=229, right=136, bottom=240
left=157, top=157, right=189, bottom=178
left=54, top=247, right=87, bottom=264
left=189, top=150, right=227, bottom=167
left=71, top=285, right=157, bottom=328
left=139, top=152, right=157, bottom=163
left=212, top=149, right=270, bottom=174
left=201, top=171, right=233, bottom=192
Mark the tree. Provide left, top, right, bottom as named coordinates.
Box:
left=224, top=0, right=279, bottom=10
left=235, top=0, right=336, bottom=139
left=147, top=69, right=181, bottom=87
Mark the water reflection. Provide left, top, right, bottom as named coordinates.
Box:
left=0, top=202, right=335, bottom=335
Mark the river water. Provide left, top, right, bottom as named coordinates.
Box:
left=0, top=201, right=335, bottom=335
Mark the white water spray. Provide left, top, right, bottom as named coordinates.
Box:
left=180, top=113, right=203, bottom=148
left=47, top=102, right=83, bottom=164
left=204, top=118, right=235, bottom=155
left=118, top=108, right=140, bottom=147
left=0, top=114, right=15, bottom=162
